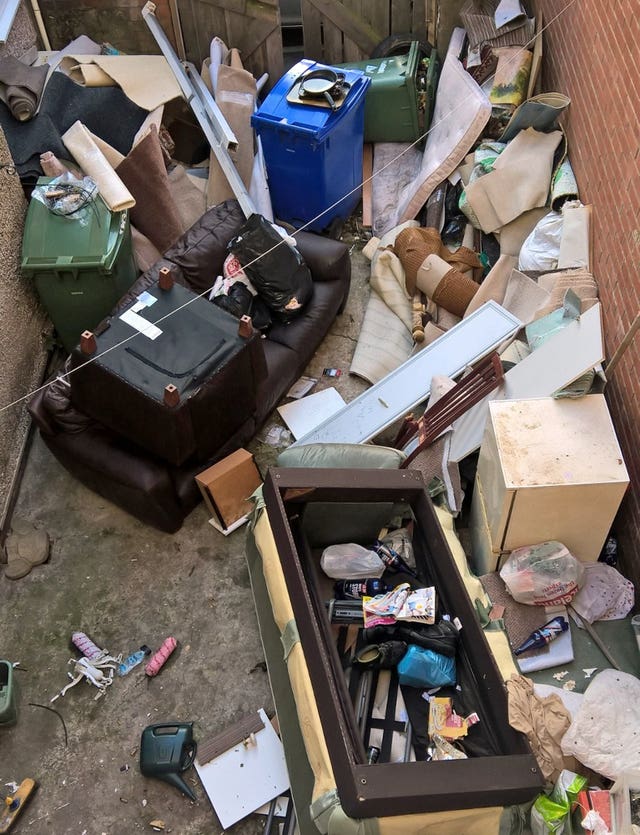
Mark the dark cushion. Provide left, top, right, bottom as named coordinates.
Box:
left=163, top=198, right=245, bottom=294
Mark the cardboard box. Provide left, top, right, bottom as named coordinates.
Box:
left=195, top=449, right=262, bottom=534
left=576, top=788, right=611, bottom=833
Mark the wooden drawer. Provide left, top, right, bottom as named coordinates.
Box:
left=261, top=468, right=542, bottom=819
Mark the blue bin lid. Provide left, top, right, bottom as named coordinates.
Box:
left=252, top=59, right=370, bottom=142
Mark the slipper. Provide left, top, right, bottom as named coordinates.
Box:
left=5, top=554, right=32, bottom=580
left=4, top=519, right=50, bottom=580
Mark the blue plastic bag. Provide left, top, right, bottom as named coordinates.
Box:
left=397, top=644, right=456, bottom=689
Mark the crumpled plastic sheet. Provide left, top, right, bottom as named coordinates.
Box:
left=561, top=668, right=640, bottom=780
left=569, top=562, right=635, bottom=625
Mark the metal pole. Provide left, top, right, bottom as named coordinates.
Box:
left=141, top=2, right=256, bottom=218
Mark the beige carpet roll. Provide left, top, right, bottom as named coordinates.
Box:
left=62, top=121, right=135, bottom=212
left=416, top=253, right=479, bottom=317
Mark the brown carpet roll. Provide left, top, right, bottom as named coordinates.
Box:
left=116, top=124, right=184, bottom=253
left=0, top=56, right=48, bottom=121
left=393, top=226, right=442, bottom=294
left=417, top=253, right=479, bottom=318
left=394, top=226, right=482, bottom=295
left=432, top=268, right=480, bottom=317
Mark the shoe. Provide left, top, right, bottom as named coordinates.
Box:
left=361, top=625, right=399, bottom=644
left=353, top=641, right=408, bottom=670
left=394, top=620, right=459, bottom=657
left=4, top=519, right=50, bottom=580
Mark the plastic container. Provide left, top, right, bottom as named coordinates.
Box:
left=0, top=660, right=17, bottom=725
left=251, top=60, right=369, bottom=232
left=338, top=42, right=440, bottom=142
left=21, top=180, right=138, bottom=352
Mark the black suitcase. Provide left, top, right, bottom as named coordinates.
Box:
left=69, top=271, right=267, bottom=467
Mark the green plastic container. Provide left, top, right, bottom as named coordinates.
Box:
left=338, top=42, right=440, bottom=143
left=0, top=660, right=17, bottom=725
left=21, top=181, right=138, bottom=352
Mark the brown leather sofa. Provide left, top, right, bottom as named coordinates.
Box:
left=28, top=199, right=351, bottom=533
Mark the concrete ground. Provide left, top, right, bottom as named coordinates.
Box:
left=0, top=224, right=371, bottom=834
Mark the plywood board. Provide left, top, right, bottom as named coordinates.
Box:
left=449, top=303, right=605, bottom=463
left=293, top=301, right=521, bottom=446
left=278, top=387, right=346, bottom=440
left=195, top=708, right=289, bottom=829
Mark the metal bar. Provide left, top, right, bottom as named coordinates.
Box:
left=141, top=2, right=256, bottom=218
left=184, top=63, right=238, bottom=151
left=567, top=604, right=622, bottom=671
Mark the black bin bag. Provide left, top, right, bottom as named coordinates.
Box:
left=228, top=213, right=313, bottom=320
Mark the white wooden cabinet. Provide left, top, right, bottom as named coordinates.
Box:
left=474, top=395, right=629, bottom=565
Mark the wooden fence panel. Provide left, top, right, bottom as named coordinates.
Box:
left=178, top=0, right=283, bottom=83
left=301, top=0, right=431, bottom=65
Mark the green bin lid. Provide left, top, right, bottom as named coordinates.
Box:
left=21, top=179, right=127, bottom=274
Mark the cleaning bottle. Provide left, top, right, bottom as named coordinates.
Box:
left=372, top=540, right=418, bottom=578
left=334, top=579, right=390, bottom=600
left=514, top=616, right=569, bottom=655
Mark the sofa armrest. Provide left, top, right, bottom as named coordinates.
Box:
left=293, top=231, right=351, bottom=283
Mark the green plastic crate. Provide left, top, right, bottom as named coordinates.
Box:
left=0, top=660, right=17, bottom=725
left=338, top=42, right=440, bottom=143
left=21, top=181, right=138, bottom=352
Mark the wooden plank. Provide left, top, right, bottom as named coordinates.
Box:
left=342, top=0, right=365, bottom=61
left=365, top=0, right=388, bottom=43
left=195, top=0, right=277, bottom=24
left=301, top=0, right=323, bottom=61
left=426, top=0, right=437, bottom=46
left=306, top=0, right=380, bottom=55
left=412, top=0, right=427, bottom=38
left=361, top=143, right=373, bottom=228
left=262, top=28, right=284, bottom=82
left=322, top=16, right=344, bottom=64
left=392, top=0, right=412, bottom=35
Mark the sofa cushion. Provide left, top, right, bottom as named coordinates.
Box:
left=267, top=279, right=344, bottom=353
left=164, top=198, right=245, bottom=294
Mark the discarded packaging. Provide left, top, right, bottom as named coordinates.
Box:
left=428, top=698, right=468, bottom=741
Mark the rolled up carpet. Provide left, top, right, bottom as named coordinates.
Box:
left=393, top=226, right=441, bottom=294
left=416, top=253, right=479, bottom=318
left=0, top=56, right=48, bottom=122
left=394, top=225, right=482, bottom=296
left=62, top=120, right=135, bottom=212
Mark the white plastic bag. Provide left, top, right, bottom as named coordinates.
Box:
left=499, top=541, right=585, bottom=606
left=320, top=543, right=385, bottom=579
left=561, top=669, right=640, bottom=780
left=518, top=211, right=563, bottom=272
left=569, top=562, right=634, bottom=625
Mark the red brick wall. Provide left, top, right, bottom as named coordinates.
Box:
left=534, top=0, right=640, bottom=586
